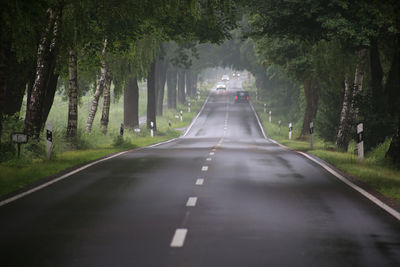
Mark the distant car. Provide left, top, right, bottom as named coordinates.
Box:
left=216, top=83, right=227, bottom=95
left=221, top=75, right=230, bottom=82
left=235, top=91, right=249, bottom=103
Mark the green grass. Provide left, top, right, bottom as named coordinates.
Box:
left=254, top=102, right=400, bottom=202
left=0, top=85, right=208, bottom=198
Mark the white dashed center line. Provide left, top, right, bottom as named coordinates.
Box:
left=186, top=197, right=197, bottom=207
left=196, top=178, right=204, bottom=185
left=206, top=157, right=212, bottom=161
left=209, top=152, right=215, bottom=155
left=170, top=229, right=188, bottom=247
left=202, top=166, right=208, bottom=171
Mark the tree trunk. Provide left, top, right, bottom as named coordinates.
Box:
left=86, top=39, right=107, bottom=133
left=167, top=67, right=177, bottom=109
left=3, top=46, right=33, bottom=117
left=0, top=46, right=5, bottom=144
left=66, top=49, right=78, bottom=138
left=336, top=49, right=367, bottom=151
left=124, top=75, right=139, bottom=129
left=177, top=68, right=186, bottom=104
left=386, top=119, right=400, bottom=166
left=156, top=59, right=167, bottom=116
left=385, top=43, right=400, bottom=165
left=192, top=73, right=198, bottom=96
left=186, top=69, right=193, bottom=97
left=41, top=70, right=59, bottom=129
left=147, top=60, right=156, bottom=130
left=100, top=69, right=112, bottom=134
left=24, top=4, right=62, bottom=137
left=300, top=78, right=319, bottom=138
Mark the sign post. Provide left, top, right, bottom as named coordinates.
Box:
left=269, top=110, right=272, bottom=123
left=46, top=122, right=53, bottom=159
left=180, top=110, right=183, bottom=121
left=357, top=123, right=364, bottom=162
left=309, top=121, right=314, bottom=149
left=150, top=121, right=154, bottom=137
left=11, top=133, right=28, bottom=158
left=289, top=123, right=293, bottom=140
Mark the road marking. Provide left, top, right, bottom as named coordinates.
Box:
left=186, top=197, right=197, bottom=207
left=209, top=152, right=215, bottom=156
left=249, top=101, right=268, bottom=139
left=0, top=150, right=129, bottom=207
left=196, top=178, right=204, bottom=185
left=183, top=94, right=211, bottom=137
left=297, top=151, right=400, bottom=221
left=206, top=157, right=212, bottom=161
left=267, top=138, right=400, bottom=221
left=202, top=166, right=208, bottom=171
left=170, top=229, right=188, bottom=247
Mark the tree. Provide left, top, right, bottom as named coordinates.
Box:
left=24, top=1, right=64, bottom=138
left=147, top=60, right=156, bottom=130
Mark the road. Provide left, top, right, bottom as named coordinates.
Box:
left=1, top=78, right=400, bottom=266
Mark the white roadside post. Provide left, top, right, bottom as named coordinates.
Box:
left=188, top=102, right=191, bottom=113
left=46, top=122, right=53, bottom=159
left=278, top=120, right=281, bottom=135
left=264, top=103, right=266, bottom=114
left=310, top=121, right=314, bottom=149
left=289, top=123, right=293, bottom=140
left=150, top=121, right=154, bottom=137
left=256, top=91, right=258, bottom=101
left=180, top=110, right=183, bottom=121
left=269, top=110, right=272, bottom=123
left=357, top=123, right=364, bottom=162
left=197, top=91, right=200, bottom=100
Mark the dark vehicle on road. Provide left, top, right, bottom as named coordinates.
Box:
left=235, top=91, right=249, bottom=103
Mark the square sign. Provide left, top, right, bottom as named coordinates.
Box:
left=11, top=133, right=28, bottom=144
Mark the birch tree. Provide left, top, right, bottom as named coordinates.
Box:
left=86, top=40, right=108, bottom=133
left=24, top=2, right=63, bottom=138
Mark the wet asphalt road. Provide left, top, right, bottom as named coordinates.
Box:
left=1, top=79, right=400, bottom=266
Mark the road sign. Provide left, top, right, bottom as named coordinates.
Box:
left=11, top=133, right=28, bottom=158
left=11, top=133, right=28, bottom=144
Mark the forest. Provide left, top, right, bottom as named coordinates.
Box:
left=0, top=0, right=399, bottom=168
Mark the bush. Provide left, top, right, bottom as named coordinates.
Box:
left=0, top=142, right=16, bottom=162
left=112, top=135, right=135, bottom=149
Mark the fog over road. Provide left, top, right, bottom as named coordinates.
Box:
left=1, top=78, right=400, bottom=266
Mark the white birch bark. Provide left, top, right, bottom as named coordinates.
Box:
left=100, top=69, right=112, bottom=134
left=66, top=49, right=78, bottom=138
left=85, top=39, right=107, bottom=133
left=336, top=49, right=367, bottom=150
